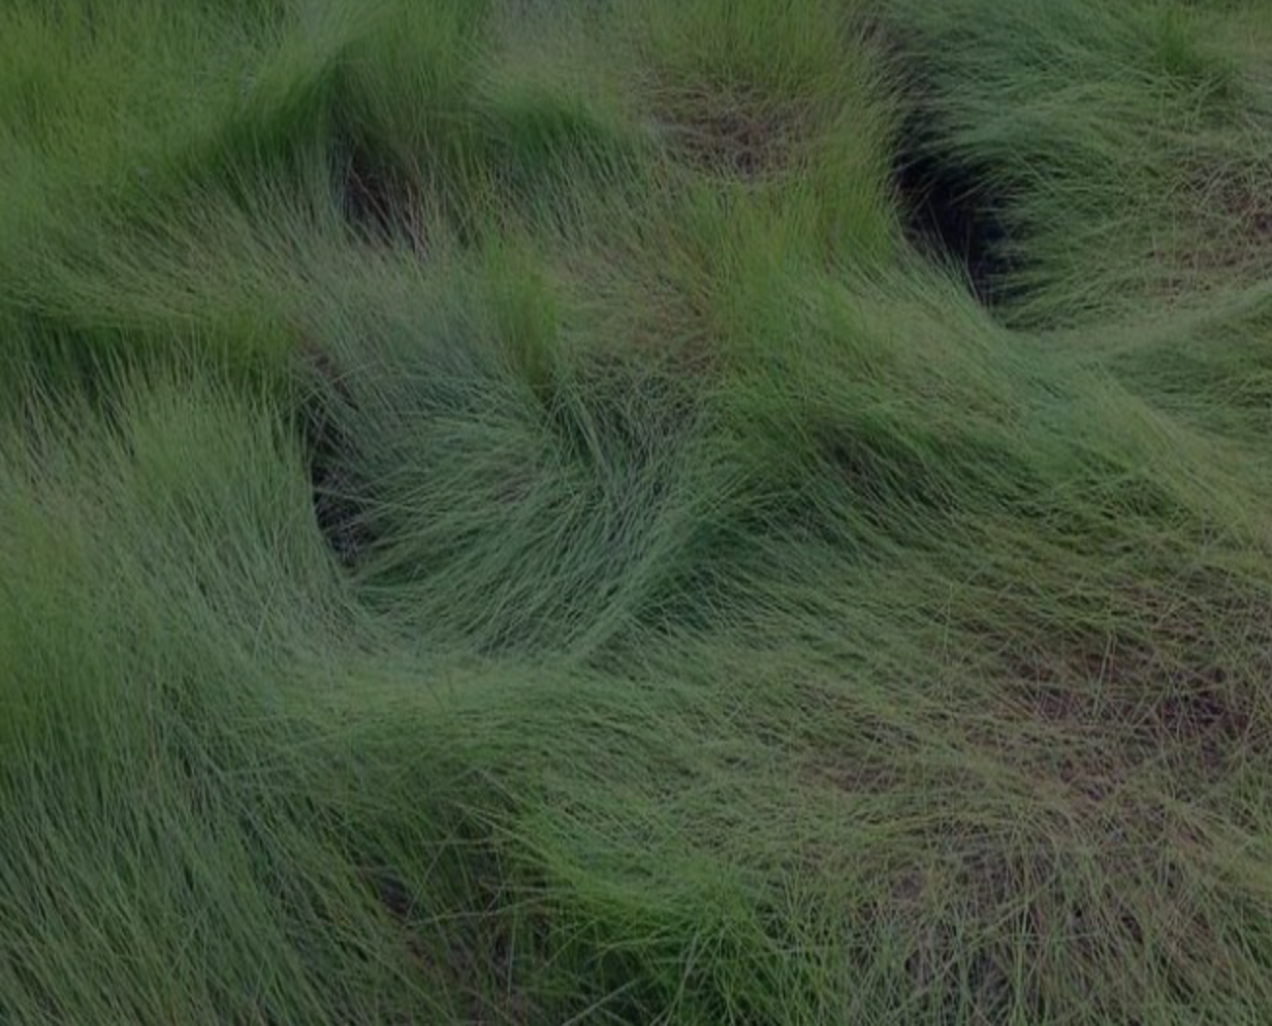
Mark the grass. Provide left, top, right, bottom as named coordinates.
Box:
left=3, top=0, right=1272, bottom=1022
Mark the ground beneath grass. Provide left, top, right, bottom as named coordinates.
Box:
left=4, top=1, right=1272, bottom=1023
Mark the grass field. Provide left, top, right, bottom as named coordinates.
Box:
left=4, top=1, right=1272, bottom=1022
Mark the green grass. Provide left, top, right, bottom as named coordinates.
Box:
left=887, top=0, right=1272, bottom=326
left=4, top=1, right=1272, bottom=1022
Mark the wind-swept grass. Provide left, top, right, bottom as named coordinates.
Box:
left=887, top=0, right=1272, bottom=326
left=4, top=1, right=1272, bottom=1024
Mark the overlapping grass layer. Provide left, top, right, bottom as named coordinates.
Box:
left=4, top=1, right=1272, bottom=1022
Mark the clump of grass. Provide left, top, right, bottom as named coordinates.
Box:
left=5, top=1, right=1272, bottom=1024
left=886, top=0, right=1272, bottom=325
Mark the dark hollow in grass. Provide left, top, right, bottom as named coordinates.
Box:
left=339, top=144, right=428, bottom=254
left=299, top=347, right=374, bottom=566
left=893, top=117, right=1015, bottom=307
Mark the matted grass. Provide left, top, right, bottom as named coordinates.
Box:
left=3, top=1, right=1272, bottom=1023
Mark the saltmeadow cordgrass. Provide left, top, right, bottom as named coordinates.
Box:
left=4, top=1, right=1272, bottom=1023
left=886, top=0, right=1272, bottom=326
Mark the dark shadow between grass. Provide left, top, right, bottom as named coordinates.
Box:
left=340, top=143, right=428, bottom=254
left=893, top=116, right=1015, bottom=309
left=299, top=345, right=373, bottom=567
